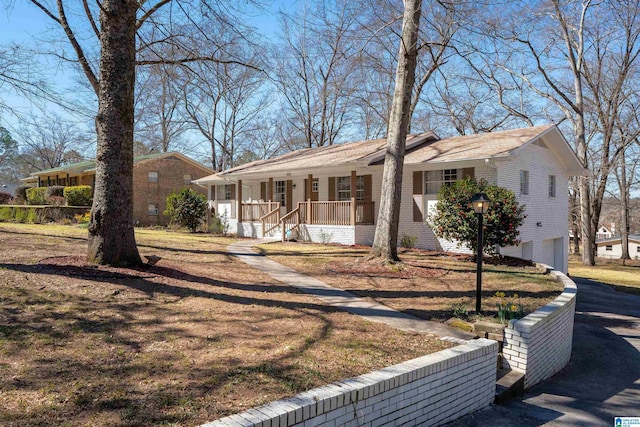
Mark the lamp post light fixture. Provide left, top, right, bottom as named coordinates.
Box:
left=471, top=192, right=491, bottom=313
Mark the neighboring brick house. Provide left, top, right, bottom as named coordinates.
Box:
left=195, top=125, right=586, bottom=273
left=22, top=152, right=213, bottom=226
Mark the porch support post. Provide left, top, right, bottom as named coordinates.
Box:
left=207, top=185, right=212, bottom=229
left=307, top=174, right=312, bottom=224
left=350, top=170, right=357, bottom=226
left=237, top=179, right=243, bottom=223
left=268, top=177, right=274, bottom=206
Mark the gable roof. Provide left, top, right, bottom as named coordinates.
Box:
left=194, top=124, right=586, bottom=184
left=23, top=151, right=212, bottom=181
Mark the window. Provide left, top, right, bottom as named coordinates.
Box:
left=312, top=180, right=319, bottom=193
left=636, top=246, right=640, bottom=253
left=336, top=176, right=365, bottom=201
left=424, top=169, right=458, bottom=194
left=216, top=184, right=232, bottom=200
left=337, top=177, right=351, bottom=201
left=148, top=204, right=158, bottom=216
left=605, top=245, right=613, bottom=251
left=183, top=174, right=192, bottom=185
left=149, top=171, right=158, bottom=183
left=274, top=180, right=286, bottom=206
left=548, top=175, right=556, bottom=198
left=520, top=170, right=529, bottom=195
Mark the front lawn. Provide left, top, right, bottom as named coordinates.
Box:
left=0, top=224, right=451, bottom=426
left=258, top=242, right=563, bottom=323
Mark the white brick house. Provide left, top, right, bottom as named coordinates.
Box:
left=195, top=125, right=585, bottom=273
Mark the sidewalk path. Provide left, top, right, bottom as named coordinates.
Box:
left=446, top=276, right=640, bottom=426
left=227, top=239, right=474, bottom=341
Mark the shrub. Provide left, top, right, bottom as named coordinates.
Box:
left=14, top=207, right=28, bottom=223
left=0, top=206, right=14, bottom=221
left=428, top=177, right=526, bottom=255
left=0, top=192, right=11, bottom=204
left=164, top=188, right=207, bottom=232
left=64, top=186, right=93, bottom=206
left=400, top=234, right=417, bottom=249
left=26, top=208, right=38, bottom=224
left=26, top=187, right=47, bottom=205
left=46, top=186, right=65, bottom=198
left=15, top=185, right=29, bottom=203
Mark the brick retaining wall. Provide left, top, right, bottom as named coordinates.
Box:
left=202, top=339, right=497, bottom=427
left=502, top=265, right=577, bottom=389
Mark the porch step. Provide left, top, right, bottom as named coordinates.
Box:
left=494, top=368, right=525, bottom=404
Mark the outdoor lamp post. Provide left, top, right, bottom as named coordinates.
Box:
left=471, top=192, right=491, bottom=313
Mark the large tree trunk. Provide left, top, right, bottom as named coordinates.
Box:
left=87, top=0, right=141, bottom=266
left=370, top=0, right=422, bottom=262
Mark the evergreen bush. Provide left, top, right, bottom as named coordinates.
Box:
left=428, top=177, right=526, bottom=255
left=164, top=188, right=207, bottom=232
left=64, top=186, right=93, bottom=206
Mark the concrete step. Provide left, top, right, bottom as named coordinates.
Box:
left=494, top=368, right=525, bottom=404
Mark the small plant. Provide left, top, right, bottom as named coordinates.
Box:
left=318, top=229, right=333, bottom=244
left=495, top=291, right=525, bottom=324
left=400, top=234, right=417, bottom=249
left=74, top=212, right=91, bottom=225
left=14, top=185, right=29, bottom=203
left=14, top=207, right=28, bottom=223
left=209, top=212, right=229, bottom=235
left=451, top=300, right=468, bottom=319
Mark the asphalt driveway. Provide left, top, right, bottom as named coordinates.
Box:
left=448, top=276, right=640, bottom=426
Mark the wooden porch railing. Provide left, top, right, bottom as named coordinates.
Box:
left=241, top=202, right=280, bottom=222
left=260, top=207, right=280, bottom=237
left=280, top=208, right=301, bottom=242
left=297, top=201, right=375, bottom=225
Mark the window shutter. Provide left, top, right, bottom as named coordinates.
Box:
left=260, top=182, right=266, bottom=201
left=328, top=177, right=336, bottom=201
left=212, top=186, right=216, bottom=201
left=463, top=167, right=474, bottom=179
left=413, top=171, right=423, bottom=222
left=363, top=174, right=372, bottom=201
left=286, top=180, right=293, bottom=212
left=230, top=184, right=236, bottom=199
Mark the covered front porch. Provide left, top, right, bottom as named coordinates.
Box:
left=198, top=170, right=377, bottom=243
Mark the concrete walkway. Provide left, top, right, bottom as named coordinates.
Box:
left=446, top=276, right=640, bottom=426
left=227, top=239, right=474, bottom=341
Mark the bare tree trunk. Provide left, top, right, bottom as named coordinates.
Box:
left=370, top=0, right=422, bottom=262
left=87, top=0, right=141, bottom=266
left=620, top=151, right=630, bottom=261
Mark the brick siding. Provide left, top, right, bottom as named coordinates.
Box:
left=502, top=265, right=576, bottom=389
left=132, top=156, right=210, bottom=226
left=202, top=339, right=498, bottom=427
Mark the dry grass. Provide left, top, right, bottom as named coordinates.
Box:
left=258, top=242, right=563, bottom=322
left=0, top=223, right=452, bottom=427
left=569, top=257, right=640, bottom=295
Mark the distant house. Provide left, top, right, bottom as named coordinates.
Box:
left=596, top=224, right=615, bottom=241
left=596, top=235, right=640, bottom=259
left=21, top=152, right=213, bottom=226
left=195, top=125, right=586, bottom=273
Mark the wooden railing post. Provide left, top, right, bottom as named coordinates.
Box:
left=237, top=179, right=243, bottom=224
